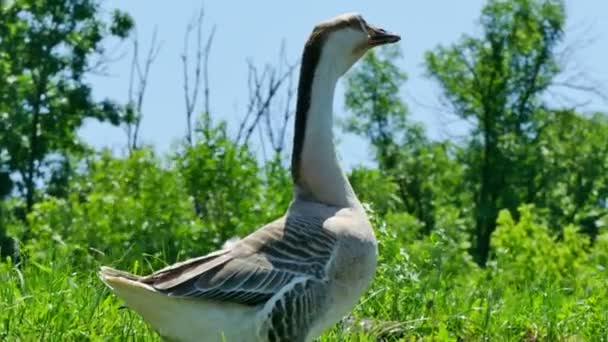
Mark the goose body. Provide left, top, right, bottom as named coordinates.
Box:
left=100, top=13, right=400, bottom=342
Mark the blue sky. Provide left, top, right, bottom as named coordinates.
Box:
left=83, top=1, right=608, bottom=168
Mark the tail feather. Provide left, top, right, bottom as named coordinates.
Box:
left=99, top=266, right=141, bottom=281
left=99, top=265, right=181, bottom=337
left=98, top=266, right=158, bottom=299
left=98, top=266, right=259, bottom=341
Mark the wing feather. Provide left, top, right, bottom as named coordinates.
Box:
left=142, top=215, right=337, bottom=306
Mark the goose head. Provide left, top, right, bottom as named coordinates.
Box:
left=306, top=12, right=400, bottom=76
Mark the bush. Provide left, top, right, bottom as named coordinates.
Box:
left=491, top=205, right=590, bottom=286
left=20, top=149, right=201, bottom=269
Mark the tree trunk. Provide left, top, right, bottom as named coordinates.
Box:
left=473, top=110, right=500, bottom=266
left=25, top=76, right=45, bottom=214
left=0, top=207, right=16, bottom=259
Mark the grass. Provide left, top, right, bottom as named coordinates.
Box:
left=1, top=256, right=158, bottom=341
left=1, top=245, right=607, bottom=341
left=2, top=210, right=608, bottom=341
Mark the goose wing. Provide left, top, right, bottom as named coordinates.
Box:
left=141, top=215, right=337, bottom=306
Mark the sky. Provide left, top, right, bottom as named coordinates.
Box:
left=83, top=1, right=608, bottom=168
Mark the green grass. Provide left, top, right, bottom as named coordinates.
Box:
left=0, top=257, right=159, bottom=341
left=1, top=245, right=607, bottom=341
left=2, top=209, right=608, bottom=341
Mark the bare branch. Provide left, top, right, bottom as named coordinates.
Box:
left=257, top=116, right=268, bottom=165
left=126, top=33, right=137, bottom=149
left=545, top=88, right=592, bottom=110
left=203, top=25, right=216, bottom=117
left=182, top=6, right=215, bottom=146
left=550, top=81, right=608, bottom=103
left=276, top=65, right=296, bottom=153
left=125, top=27, right=162, bottom=152
left=269, top=43, right=296, bottom=155
left=235, top=63, right=257, bottom=144
left=558, top=19, right=599, bottom=69
left=86, top=40, right=130, bottom=76
left=235, top=44, right=298, bottom=154
left=550, top=20, right=608, bottom=108
left=549, top=66, right=608, bottom=107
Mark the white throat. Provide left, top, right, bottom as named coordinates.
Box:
left=294, top=48, right=361, bottom=209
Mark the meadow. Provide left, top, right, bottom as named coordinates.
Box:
left=2, top=0, right=608, bottom=340
left=1, top=149, right=607, bottom=341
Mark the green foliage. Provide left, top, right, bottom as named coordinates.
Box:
left=491, top=205, right=590, bottom=285
left=426, top=0, right=564, bottom=122
left=391, top=142, right=471, bottom=233
left=174, top=113, right=269, bottom=246
left=4, top=202, right=608, bottom=340
left=17, top=149, right=200, bottom=269
left=532, top=111, right=608, bottom=235
left=487, top=206, right=608, bottom=339
left=344, top=45, right=412, bottom=168
left=0, top=256, right=159, bottom=340
left=1, top=0, right=608, bottom=340
left=260, top=153, right=293, bottom=218
left=425, top=0, right=576, bottom=264
left=345, top=46, right=471, bottom=234
left=349, top=167, right=403, bottom=215
left=0, top=0, right=134, bottom=221
left=12, top=113, right=290, bottom=271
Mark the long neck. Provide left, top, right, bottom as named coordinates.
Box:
left=291, top=50, right=360, bottom=209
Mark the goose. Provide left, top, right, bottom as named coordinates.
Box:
left=99, top=12, right=400, bottom=342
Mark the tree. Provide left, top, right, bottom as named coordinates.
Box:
left=236, top=43, right=298, bottom=162
left=174, top=113, right=267, bottom=245
left=532, top=110, right=608, bottom=240
left=181, top=6, right=215, bottom=147
left=343, top=46, right=412, bottom=170
left=0, top=165, right=15, bottom=257
left=124, top=28, right=162, bottom=152
left=344, top=46, right=467, bottom=232
left=0, top=0, right=134, bottom=229
left=426, top=0, right=569, bottom=264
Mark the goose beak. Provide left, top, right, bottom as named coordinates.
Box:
left=367, top=25, right=400, bottom=46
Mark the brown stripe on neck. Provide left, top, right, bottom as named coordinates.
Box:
left=291, top=29, right=329, bottom=184
left=291, top=16, right=363, bottom=185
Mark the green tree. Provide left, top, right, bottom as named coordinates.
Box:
left=0, top=0, right=134, bottom=225
left=343, top=46, right=412, bottom=170
left=344, top=46, right=468, bottom=232
left=174, top=113, right=270, bottom=245
left=426, top=0, right=566, bottom=264
left=532, top=110, right=608, bottom=238
left=0, top=166, right=15, bottom=257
